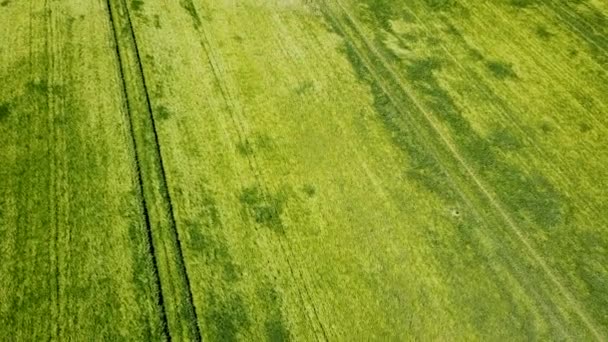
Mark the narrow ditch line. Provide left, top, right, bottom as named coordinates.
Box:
left=118, top=0, right=202, bottom=340
left=104, top=1, right=170, bottom=339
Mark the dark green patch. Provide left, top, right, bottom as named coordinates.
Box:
left=468, top=48, right=485, bottom=62
left=184, top=192, right=251, bottom=340
left=443, top=23, right=462, bottom=37
left=205, top=295, right=250, bottom=342
left=266, top=318, right=291, bottom=342
left=236, top=141, right=254, bottom=156
left=253, top=206, right=281, bottom=227
left=239, top=186, right=287, bottom=233
left=236, top=135, right=273, bottom=156
left=0, top=0, right=10, bottom=7
left=258, top=285, right=291, bottom=342
left=26, top=79, right=49, bottom=94
left=579, top=122, right=592, bottom=133
left=185, top=194, right=239, bottom=282
left=255, top=134, right=273, bottom=149
left=23, top=79, right=53, bottom=112
left=336, top=38, right=460, bottom=201
left=180, top=0, right=202, bottom=29
left=486, top=61, right=517, bottom=80
left=131, top=0, right=144, bottom=11
left=153, top=14, right=162, bottom=29
left=155, top=105, right=171, bottom=120
left=515, top=0, right=608, bottom=66
left=186, top=220, right=211, bottom=251
left=549, top=1, right=608, bottom=66
left=0, top=102, right=10, bottom=120
left=425, top=0, right=456, bottom=11
left=302, top=184, right=316, bottom=197
left=487, top=128, right=522, bottom=151
left=144, top=54, right=154, bottom=64
left=509, top=0, right=538, bottom=8
left=361, top=1, right=395, bottom=31
left=294, top=80, right=314, bottom=95
left=320, top=14, right=573, bottom=335
left=534, top=25, right=554, bottom=40
left=125, top=220, right=166, bottom=340
left=540, top=121, right=553, bottom=134
left=405, top=57, right=442, bottom=83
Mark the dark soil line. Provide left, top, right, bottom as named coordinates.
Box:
left=104, top=0, right=170, bottom=339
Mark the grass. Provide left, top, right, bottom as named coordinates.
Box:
left=1, top=0, right=607, bottom=340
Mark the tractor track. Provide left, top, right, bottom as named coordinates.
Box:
left=104, top=0, right=171, bottom=340
left=118, top=0, right=202, bottom=339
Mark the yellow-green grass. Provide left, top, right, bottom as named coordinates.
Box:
left=0, top=0, right=606, bottom=340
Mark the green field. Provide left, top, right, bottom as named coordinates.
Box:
left=1, top=0, right=607, bottom=340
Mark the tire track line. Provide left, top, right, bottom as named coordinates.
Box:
left=120, top=3, right=203, bottom=340
left=104, top=1, right=171, bottom=340
left=43, top=0, right=60, bottom=338
left=319, top=1, right=604, bottom=339
left=112, top=0, right=203, bottom=339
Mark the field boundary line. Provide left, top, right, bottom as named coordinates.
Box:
left=319, top=1, right=604, bottom=339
